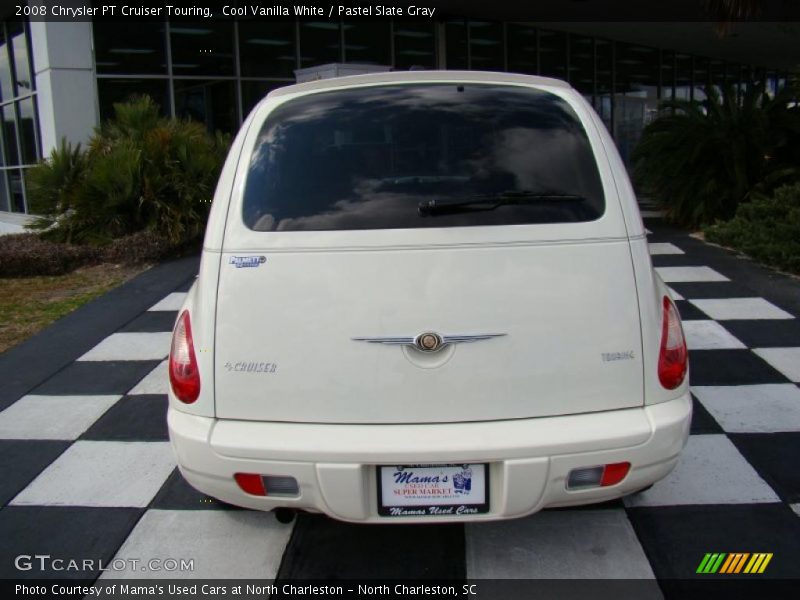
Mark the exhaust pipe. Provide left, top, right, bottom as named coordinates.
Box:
left=273, top=508, right=296, bottom=524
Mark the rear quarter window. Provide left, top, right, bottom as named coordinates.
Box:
left=243, top=83, right=605, bottom=231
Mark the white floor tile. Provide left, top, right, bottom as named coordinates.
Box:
left=0, top=395, right=120, bottom=440
left=11, top=441, right=175, bottom=507
left=682, top=321, right=746, bottom=350
left=466, top=510, right=657, bottom=580
left=100, top=510, right=293, bottom=579
left=753, top=348, right=800, bottom=382
left=148, top=293, right=187, bottom=312
left=668, top=287, right=684, bottom=301
left=655, top=266, right=729, bottom=283
left=128, top=360, right=169, bottom=395
left=791, top=504, right=800, bottom=517
left=649, top=243, right=684, bottom=255
left=692, top=384, right=800, bottom=433
left=689, top=298, right=794, bottom=320
left=624, top=435, right=780, bottom=507
left=78, top=332, right=172, bottom=362
left=641, top=210, right=663, bottom=219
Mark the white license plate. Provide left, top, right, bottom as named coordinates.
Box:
left=377, top=464, right=489, bottom=517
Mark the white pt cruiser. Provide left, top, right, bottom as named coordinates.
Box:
left=167, top=71, right=691, bottom=523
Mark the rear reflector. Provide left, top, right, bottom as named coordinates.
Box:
left=234, top=473, right=299, bottom=497
left=567, top=462, right=631, bottom=490
left=234, top=473, right=267, bottom=496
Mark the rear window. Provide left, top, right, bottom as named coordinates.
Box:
left=243, top=83, right=605, bottom=231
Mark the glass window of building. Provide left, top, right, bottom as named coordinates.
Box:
left=569, top=34, right=594, bottom=98
left=17, top=97, right=38, bottom=164
left=299, top=21, right=341, bottom=67
left=93, top=20, right=167, bottom=75
left=506, top=24, right=537, bottom=75
left=170, top=20, right=235, bottom=76
left=693, top=57, right=710, bottom=102
left=393, top=21, right=435, bottom=70
left=614, top=43, right=660, bottom=164
left=0, top=28, right=13, bottom=104
left=709, top=59, right=726, bottom=95
left=660, top=50, right=675, bottom=103
left=343, top=21, right=390, bottom=65
left=675, top=53, right=692, bottom=101
left=8, top=22, right=33, bottom=96
left=445, top=20, right=468, bottom=69
left=97, top=78, right=170, bottom=121
left=1, top=103, right=18, bottom=166
left=173, top=79, right=237, bottom=134
left=241, top=80, right=287, bottom=117
left=468, top=21, right=503, bottom=71
left=238, top=20, right=297, bottom=79
left=538, top=29, right=567, bottom=80
left=594, top=39, right=613, bottom=130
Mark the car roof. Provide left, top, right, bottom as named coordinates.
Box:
left=267, top=70, right=571, bottom=99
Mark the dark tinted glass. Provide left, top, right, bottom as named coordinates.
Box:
left=8, top=22, right=33, bottom=96
left=343, top=21, right=390, bottom=65
left=393, top=21, right=435, bottom=69
left=468, top=22, right=503, bottom=70
left=0, top=28, right=13, bottom=103
left=538, top=30, right=567, bottom=80
left=243, top=84, right=605, bottom=232
left=17, top=97, right=38, bottom=164
left=1, top=103, right=18, bottom=166
left=93, top=20, right=167, bottom=74
left=445, top=21, right=467, bottom=69
left=238, top=20, right=296, bottom=78
left=97, top=78, right=170, bottom=121
left=174, top=79, right=237, bottom=134
left=299, top=21, right=341, bottom=67
left=507, top=25, right=537, bottom=75
left=170, top=21, right=234, bottom=76
left=241, top=80, right=286, bottom=117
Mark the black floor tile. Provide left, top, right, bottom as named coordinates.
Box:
left=668, top=282, right=756, bottom=299
left=0, top=506, right=143, bottom=579
left=720, top=320, right=800, bottom=349
left=689, top=350, right=790, bottom=386
left=277, top=514, right=465, bottom=579
left=729, top=433, right=800, bottom=503
left=118, top=311, right=177, bottom=333
left=32, top=361, right=161, bottom=396
left=690, top=395, right=723, bottom=435
left=80, top=395, right=168, bottom=441
left=150, top=468, right=238, bottom=510
left=627, top=504, right=800, bottom=582
left=676, top=300, right=710, bottom=321
left=0, top=440, right=70, bottom=507
left=651, top=255, right=708, bottom=267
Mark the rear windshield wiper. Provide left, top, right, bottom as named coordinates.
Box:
left=417, top=191, right=589, bottom=216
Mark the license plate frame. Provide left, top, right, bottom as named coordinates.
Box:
left=376, top=463, right=490, bottom=517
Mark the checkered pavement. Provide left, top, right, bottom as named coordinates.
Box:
left=0, top=222, right=798, bottom=593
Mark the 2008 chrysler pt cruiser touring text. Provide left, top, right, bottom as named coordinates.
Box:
left=166, top=71, right=691, bottom=523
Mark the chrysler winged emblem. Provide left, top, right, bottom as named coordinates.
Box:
left=352, top=332, right=505, bottom=353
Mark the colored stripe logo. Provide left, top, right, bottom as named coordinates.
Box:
left=696, top=553, right=773, bottom=574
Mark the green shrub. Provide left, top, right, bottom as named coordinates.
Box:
left=0, top=233, right=100, bottom=278
left=101, top=230, right=176, bottom=264
left=705, top=183, right=800, bottom=274
left=632, top=83, right=800, bottom=228
left=27, top=95, right=230, bottom=246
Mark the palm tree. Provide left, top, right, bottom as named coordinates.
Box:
left=631, top=82, right=800, bottom=228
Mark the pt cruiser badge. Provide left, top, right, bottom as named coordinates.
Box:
left=352, top=332, right=506, bottom=353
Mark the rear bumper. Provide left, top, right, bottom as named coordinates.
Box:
left=168, top=394, right=691, bottom=523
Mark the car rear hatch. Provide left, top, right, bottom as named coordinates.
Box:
left=213, top=79, right=643, bottom=424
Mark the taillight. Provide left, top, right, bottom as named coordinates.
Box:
left=658, top=296, right=688, bottom=389
left=169, top=310, right=200, bottom=403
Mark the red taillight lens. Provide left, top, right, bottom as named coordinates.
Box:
left=600, top=462, right=631, bottom=487
left=169, top=310, right=200, bottom=403
left=658, top=296, right=688, bottom=389
left=234, top=473, right=267, bottom=496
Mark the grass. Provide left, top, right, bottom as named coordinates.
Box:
left=0, top=263, right=147, bottom=354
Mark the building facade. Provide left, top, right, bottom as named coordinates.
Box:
left=0, top=15, right=795, bottom=214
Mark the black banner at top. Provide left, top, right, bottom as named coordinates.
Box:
left=5, top=0, right=800, bottom=22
